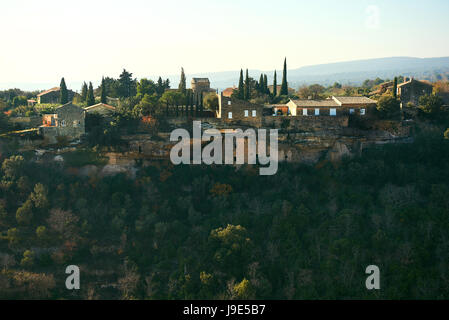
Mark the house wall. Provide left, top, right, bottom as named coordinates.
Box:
left=39, top=104, right=85, bottom=142
left=399, top=81, right=433, bottom=105
left=38, top=90, right=75, bottom=104
left=217, top=94, right=264, bottom=127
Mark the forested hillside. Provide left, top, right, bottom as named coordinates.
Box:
left=1, top=127, right=449, bottom=299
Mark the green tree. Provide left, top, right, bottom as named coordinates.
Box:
left=80, top=82, right=88, bottom=102
left=393, top=77, right=398, bottom=99
left=30, top=183, right=48, bottom=209
left=444, top=128, right=449, bottom=140
left=178, top=67, right=186, bottom=94
left=117, top=69, right=136, bottom=98
left=204, top=92, right=218, bottom=111
left=2, top=155, right=25, bottom=180
left=134, top=93, right=158, bottom=116
left=376, top=95, right=400, bottom=119
left=418, top=94, right=444, bottom=116
left=59, top=77, right=68, bottom=104
left=137, top=78, right=157, bottom=99
left=244, top=69, right=250, bottom=100
left=237, top=69, right=244, bottom=100
left=16, top=199, right=33, bottom=225
left=258, top=74, right=264, bottom=93
left=264, top=74, right=268, bottom=94
left=20, top=250, right=35, bottom=267
left=273, top=70, right=277, bottom=97
left=100, top=76, right=107, bottom=103
left=86, top=82, right=95, bottom=106
left=280, top=57, right=288, bottom=96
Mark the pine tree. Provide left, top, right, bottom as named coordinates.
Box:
left=259, top=74, right=264, bottom=93
left=273, top=70, right=277, bottom=97
left=100, top=77, right=107, bottom=103
left=86, top=82, right=95, bottom=106
left=156, top=77, right=164, bottom=96
left=178, top=67, right=186, bottom=94
left=238, top=69, right=244, bottom=100
left=81, top=82, right=88, bottom=102
left=393, top=77, right=398, bottom=99
left=244, top=69, right=250, bottom=100
left=59, top=77, right=68, bottom=104
left=280, top=58, right=288, bottom=96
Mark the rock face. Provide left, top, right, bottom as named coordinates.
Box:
left=118, top=119, right=412, bottom=166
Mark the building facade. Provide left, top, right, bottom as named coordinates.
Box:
left=397, top=78, right=433, bottom=106
left=37, top=87, right=75, bottom=104
left=217, top=93, right=264, bottom=126
left=39, top=103, right=85, bottom=142
left=287, top=96, right=377, bottom=117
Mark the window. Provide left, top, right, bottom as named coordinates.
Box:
left=228, top=112, right=232, bottom=119
left=330, top=108, right=336, bottom=116
left=244, top=110, right=249, bottom=117
left=315, top=108, right=320, bottom=116
left=252, top=110, right=256, bottom=117
left=302, top=108, right=308, bottom=116
left=228, top=101, right=231, bottom=105
left=360, top=108, right=366, bottom=116
left=61, top=120, right=66, bottom=127
left=349, top=108, right=354, bottom=114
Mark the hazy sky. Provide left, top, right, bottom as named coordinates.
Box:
left=1, top=0, right=448, bottom=89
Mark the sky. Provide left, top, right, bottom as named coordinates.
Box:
left=1, top=0, right=449, bottom=90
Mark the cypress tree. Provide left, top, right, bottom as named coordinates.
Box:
left=393, top=77, right=398, bottom=99
left=86, top=82, right=95, bottom=106
left=81, top=82, right=88, bottom=102
left=59, top=77, right=68, bottom=104
left=264, top=74, right=268, bottom=94
left=259, top=74, right=264, bottom=93
left=280, top=57, right=288, bottom=96
left=273, top=70, right=277, bottom=97
left=100, top=77, right=107, bottom=103
left=178, top=67, right=186, bottom=94
left=244, top=69, right=250, bottom=100
left=238, top=69, right=244, bottom=100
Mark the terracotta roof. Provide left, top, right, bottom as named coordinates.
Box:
left=222, top=87, right=236, bottom=97
left=84, top=103, right=116, bottom=111
left=37, top=87, right=60, bottom=97
left=332, top=96, right=377, bottom=105
left=291, top=99, right=339, bottom=107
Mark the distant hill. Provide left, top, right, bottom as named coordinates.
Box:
left=2, top=56, right=448, bottom=91
left=181, top=56, right=449, bottom=90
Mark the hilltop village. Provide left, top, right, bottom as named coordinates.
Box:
left=1, top=62, right=449, bottom=300
left=1, top=61, right=448, bottom=173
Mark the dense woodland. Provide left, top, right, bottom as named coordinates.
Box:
left=1, top=123, right=449, bottom=299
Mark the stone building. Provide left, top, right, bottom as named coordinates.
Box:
left=216, top=93, right=264, bottom=126
left=191, top=78, right=215, bottom=100
left=37, top=87, right=75, bottom=104
left=287, top=96, right=377, bottom=117
left=84, top=103, right=117, bottom=117
left=39, top=103, right=85, bottom=142
left=397, top=78, right=433, bottom=105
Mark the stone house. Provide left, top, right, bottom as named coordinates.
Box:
left=84, top=103, right=116, bottom=117
left=216, top=93, right=264, bottom=126
left=39, top=103, right=85, bottom=142
left=397, top=78, right=433, bottom=106
left=37, top=87, right=75, bottom=104
left=286, top=96, right=377, bottom=117
left=191, top=78, right=215, bottom=100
